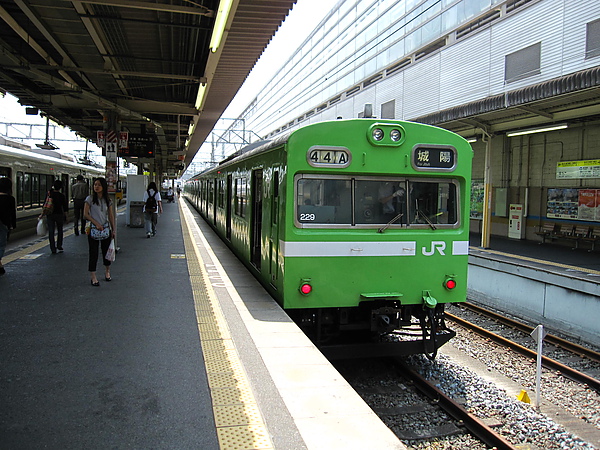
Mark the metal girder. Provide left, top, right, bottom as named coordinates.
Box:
left=71, top=0, right=214, bottom=17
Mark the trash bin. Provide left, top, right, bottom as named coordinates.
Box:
left=129, top=201, right=145, bottom=227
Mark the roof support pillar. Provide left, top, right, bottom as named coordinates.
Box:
left=481, top=132, right=493, bottom=249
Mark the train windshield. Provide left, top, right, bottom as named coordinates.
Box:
left=296, top=176, right=458, bottom=228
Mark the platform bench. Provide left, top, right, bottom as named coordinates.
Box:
left=535, top=223, right=564, bottom=244
left=578, top=227, right=600, bottom=251
left=564, top=225, right=591, bottom=249
left=537, top=223, right=600, bottom=251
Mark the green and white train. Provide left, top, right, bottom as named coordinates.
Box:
left=185, top=119, right=473, bottom=357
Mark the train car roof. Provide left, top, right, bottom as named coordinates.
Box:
left=0, top=144, right=105, bottom=174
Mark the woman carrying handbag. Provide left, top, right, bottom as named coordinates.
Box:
left=83, top=177, right=116, bottom=286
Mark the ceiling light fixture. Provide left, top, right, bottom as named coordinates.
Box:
left=209, top=0, right=234, bottom=52
left=506, top=123, right=568, bottom=137
left=194, top=83, right=207, bottom=110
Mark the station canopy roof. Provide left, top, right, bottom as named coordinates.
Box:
left=0, top=0, right=296, bottom=175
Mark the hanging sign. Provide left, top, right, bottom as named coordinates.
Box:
left=97, top=131, right=105, bottom=148
left=119, top=131, right=129, bottom=149
left=556, top=160, right=600, bottom=179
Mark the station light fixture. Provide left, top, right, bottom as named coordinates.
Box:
left=506, top=123, right=568, bottom=137
left=194, top=83, right=207, bottom=110
left=209, top=0, right=234, bottom=52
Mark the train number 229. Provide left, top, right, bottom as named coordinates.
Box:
left=299, top=213, right=316, bottom=221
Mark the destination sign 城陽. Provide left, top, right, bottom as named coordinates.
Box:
left=413, top=147, right=455, bottom=170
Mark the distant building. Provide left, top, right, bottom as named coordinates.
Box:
left=228, top=0, right=600, bottom=242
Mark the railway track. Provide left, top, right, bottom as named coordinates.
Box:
left=335, top=357, right=518, bottom=449
left=457, top=302, right=600, bottom=364
left=446, top=303, right=600, bottom=393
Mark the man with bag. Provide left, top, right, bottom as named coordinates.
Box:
left=142, top=181, right=163, bottom=238
left=71, top=175, right=89, bottom=235
left=39, top=180, right=68, bottom=254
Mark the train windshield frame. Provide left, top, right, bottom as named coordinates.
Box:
left=295, top=174, right=460, bottom=229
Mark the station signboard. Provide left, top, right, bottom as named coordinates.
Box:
left=120, top=134, right=156, bottom=158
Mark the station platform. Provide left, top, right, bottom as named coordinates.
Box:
left=0, top=199, right=404, bottom=449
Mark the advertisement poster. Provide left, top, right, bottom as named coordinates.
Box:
left=578, top=189, right=600, bottom=221
left=547, top=188, right=600, bottom=221
left=547, top=188, right=579, bottom=219
left=470, top=179, right=484, bottom=220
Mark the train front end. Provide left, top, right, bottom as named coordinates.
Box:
left=282, top=119, right=473, bottom=356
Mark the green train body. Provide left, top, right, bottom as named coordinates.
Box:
left=185, top=119, right=472, bottom=355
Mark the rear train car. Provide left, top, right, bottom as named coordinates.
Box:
left=0, top=144, right=120, bottom=240
left=185, top=119, right=473, bottom=356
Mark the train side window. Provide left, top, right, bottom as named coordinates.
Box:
left=235, top=177, right=247, bottom=218
left=218, top=179, right=225, bottom=208
left=31, top=174, right=40, bottom=206
left=23, top=173, right=32, bottom=208
left=408, top=181, right=458, bottom=226
left=272, top=171, right=279, bottom=225
left=16, top=171, right=24, bottom=209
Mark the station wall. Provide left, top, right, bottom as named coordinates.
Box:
left=470, top=122, right=600, bottom=240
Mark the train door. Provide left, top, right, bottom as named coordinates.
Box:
left=250, top=169, right=263, bottom=270
left=61, top=174, right=69, bottom=202
left=226, top=175, right=232, bottom=240
left=269, top=170, right=279, bottom=283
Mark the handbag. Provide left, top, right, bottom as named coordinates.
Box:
left=42, top=192, right=54, bottom=215
left=90, top=222, right=110, bottom=240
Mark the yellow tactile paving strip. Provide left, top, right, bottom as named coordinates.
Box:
left=470, top=246, right=600, bottom=276
left=179, top=202, right=273, bottom=450
left=3, top=228, right=75, bottom=264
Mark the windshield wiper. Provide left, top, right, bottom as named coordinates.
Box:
left=378, top=213, right=404, bottom=233
left=417, top=209, right=437, bottom=230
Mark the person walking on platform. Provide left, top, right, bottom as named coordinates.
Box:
left=71, top=174, right=88, bottom=235
left=143, top=181, right=162, bottom=238
left=0, top=177, right=17, bottom=275
left=84, top=177, right=116, bottom=286
left=40, top=180, right=68, bottom=254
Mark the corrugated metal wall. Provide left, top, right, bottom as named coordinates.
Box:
left=246, top=0, right=600, bottom=139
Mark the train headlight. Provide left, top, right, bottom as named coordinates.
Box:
left=372, top=128, right=384, bottom=141
left=444, top=278, right=457, bottom=290
left=367, top=123, right=405, bottom=146
left=299, top=278, right=313, bottom=295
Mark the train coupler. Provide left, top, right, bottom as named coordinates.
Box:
left=370, top=306, right=402, bottom=333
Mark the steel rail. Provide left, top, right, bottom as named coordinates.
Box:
left=459, top=302, right=600, bottom=364
left=446, top=313, right=600, bottom=393
left=394, top=358, right=519, bottom=450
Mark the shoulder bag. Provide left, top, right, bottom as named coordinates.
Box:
left=90, top=222, right=110, bottom=240
left=42, top=192, right=54, bottom=215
